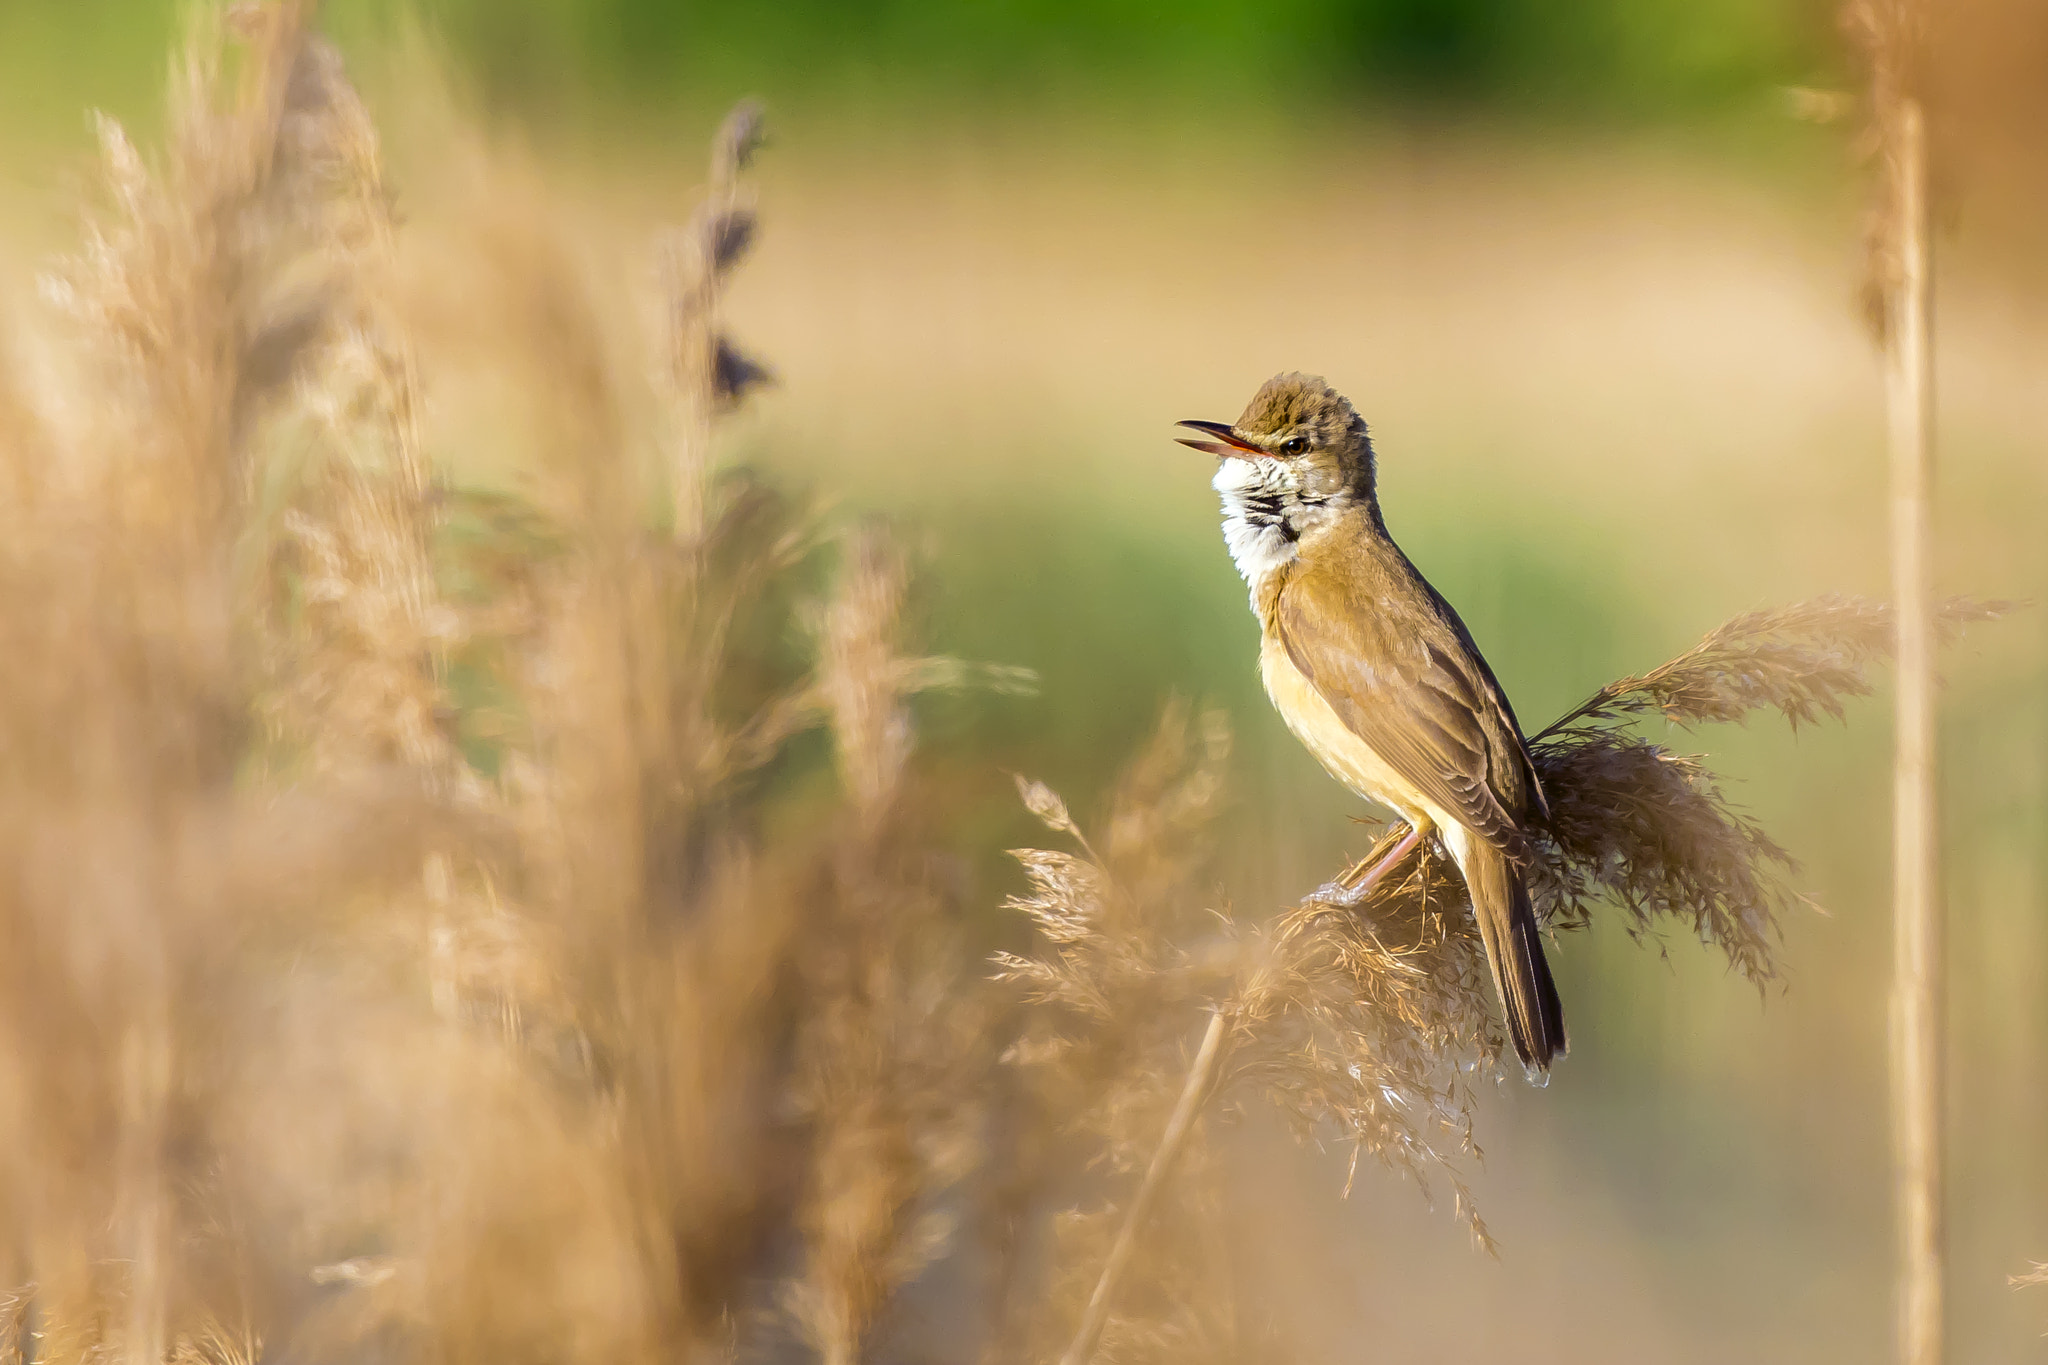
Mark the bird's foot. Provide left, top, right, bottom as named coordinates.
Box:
left=1306, top=878, right=1369, bottom=910
left=1304, top=823, right=1428, bottom=912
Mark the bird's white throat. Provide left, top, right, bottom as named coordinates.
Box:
left=1213, top=455, right=1346, bottom=593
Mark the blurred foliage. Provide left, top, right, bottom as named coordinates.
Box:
left=0, top=0, right=1835, bottom=142
left=405, top=0, right=1833, bottom=116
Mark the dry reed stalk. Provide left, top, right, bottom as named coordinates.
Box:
left=1054, top=1008, right=1229, bottom=1365
left=0, top=10, right=478, bottom=1365
left=435, top=124, right=791, bottom=1364
left=379, top=76, right=1024, bottom=1362
left=1016, top=596, right=1998, bottom=1359
left=660, top=101, right=770, bottom=549
left=779, top=525, right=1032, bottom=1362
left=787, top=529, right=956, bottom=1360
left=0, top=8, right=1039, bottom=1365
left=255, top=32, right=461, bottom=787
left=1847, top=2, right=1945, bottom=1360
left=999, top=708, right=1283, bottom=1361
left=1885, top=109, right=1942, bottom=1364
left=0, top=1285, right=26, bottom=1365
left=0, top=13, right=770, bottom=1364
left=12, top=9, right=305, bottom=1362
left=783, top=898, right=987, bottom=1365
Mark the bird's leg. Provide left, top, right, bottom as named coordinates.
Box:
left=1309, top=822, right=1426, bottom=910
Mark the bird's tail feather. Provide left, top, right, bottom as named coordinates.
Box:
left=1465, top=844, right=1567, bottom=1076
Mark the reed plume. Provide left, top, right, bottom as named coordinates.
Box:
left=0, top=10, right=461, bottom=1365
left=0, top=8, right=1031, bottom=1363
left=780, top=526, right=1016, bottom=1364
left=999, top=706, right=1281, bottom=1362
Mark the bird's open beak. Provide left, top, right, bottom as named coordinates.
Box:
left=1175, top=419, right=1268, bottom=458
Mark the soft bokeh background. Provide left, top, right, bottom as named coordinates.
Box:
left=3, top=1, right=2044, bottom=1359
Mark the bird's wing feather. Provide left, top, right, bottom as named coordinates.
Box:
left=1277, top=561, right=1533, bottom=859
left=1412, top=576, right=1551, bottom=826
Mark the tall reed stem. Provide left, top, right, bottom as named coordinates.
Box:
left=1884, top=96, right=1942, bottom=1365
left=1058, top=822, right=1422, bottom=1365
left=1057, top=1008, right=1229, bottom=1365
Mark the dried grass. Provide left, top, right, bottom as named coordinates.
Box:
left=1540, top=595, right=2007, bottom=735
left=998, top=707, right=1282, bottom=1362
left=1843, top=0, right=1928, bottom=342
left=0, top=9, right=1012, bottom=1365
left=0, top=9, right=453, bottom=1365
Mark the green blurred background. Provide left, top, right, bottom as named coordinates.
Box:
left=0, top=0, right=1837, bottom=133
left=4, top=0, right=2045, bottom=1359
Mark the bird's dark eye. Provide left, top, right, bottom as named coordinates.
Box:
left=1280, top=437, right=1308, bottom=456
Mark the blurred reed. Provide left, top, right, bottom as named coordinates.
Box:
left=1845, top=2, right=1943, bottom=1359
left=0, top=7, right=1024, bottom=1364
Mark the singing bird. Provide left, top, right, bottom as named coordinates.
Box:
left=1178, top=372, right=1566, bottom=1074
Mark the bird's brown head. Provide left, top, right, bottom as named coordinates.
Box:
left=1180, top=374, right=1379, bottom=585
left=1177, top=371, right=1375, bottom=502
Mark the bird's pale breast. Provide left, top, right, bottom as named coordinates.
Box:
left=1258, top=630, right=1452, bottom=835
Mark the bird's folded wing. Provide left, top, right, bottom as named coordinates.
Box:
left=1277, top=578, right=1530, bottom=861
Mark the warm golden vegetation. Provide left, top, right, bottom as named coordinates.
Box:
left=0, top=6, right=2023, bottom=1364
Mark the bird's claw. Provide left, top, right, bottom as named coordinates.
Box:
left=1306, top=878, right=1368, bottom=910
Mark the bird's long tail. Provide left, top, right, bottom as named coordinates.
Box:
left=1463, top=843, right=1567, bottom=1075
